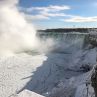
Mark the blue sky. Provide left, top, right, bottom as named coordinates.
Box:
left=19, top=0, right=97, bottom=29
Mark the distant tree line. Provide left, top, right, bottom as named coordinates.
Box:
left=38, top=28, right=97, bottom=33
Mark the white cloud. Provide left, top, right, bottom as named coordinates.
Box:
left=24, top=12, right=67, bottom=21
left=25, top=14, right=50, bottom=21
left=25, top=5, right=70, bottom=13
left=62, top=16, right=97, bottom=22
left=24, top=13, right=67, bottom=21
left=20, top=5, right=97, bottom=23
left=20, top=5, right=71, bottom=21
left=40, top=11, right=67, bottom=17
left=48, top=5, right=70, bottom=11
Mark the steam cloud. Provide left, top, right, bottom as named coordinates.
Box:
left=0, top=0, right=39, bottom=56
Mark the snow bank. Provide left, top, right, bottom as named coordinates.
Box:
left=15, top=90, right=45, bottom=97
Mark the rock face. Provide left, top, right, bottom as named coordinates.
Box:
left=16, top=90, right=45, bottom=97
left=91, top=66, right=97, bottom=97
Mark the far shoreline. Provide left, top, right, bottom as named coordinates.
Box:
left=38, top=28, right=97, bottom=33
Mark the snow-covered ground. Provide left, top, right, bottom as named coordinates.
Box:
left=0, top=46, right=97, bottom=97
left=0, top=53, right=47, bottom=97
left=0, top=33, right=97, bottom=97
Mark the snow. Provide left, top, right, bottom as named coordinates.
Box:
left=15, top=90, right=45, bottom=97
left=0, top=53, right=47, bottom=97
left=46, top=47, right=97, bottom=97
left=0, top=46, right=97, bottom=97
left=75, top=84, right=94, bottom=97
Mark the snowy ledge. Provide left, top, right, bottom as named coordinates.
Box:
left=14, top=90, right=45, bottom=97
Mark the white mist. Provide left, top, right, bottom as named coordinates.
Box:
left=0, top=0, right=38, bottom=56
